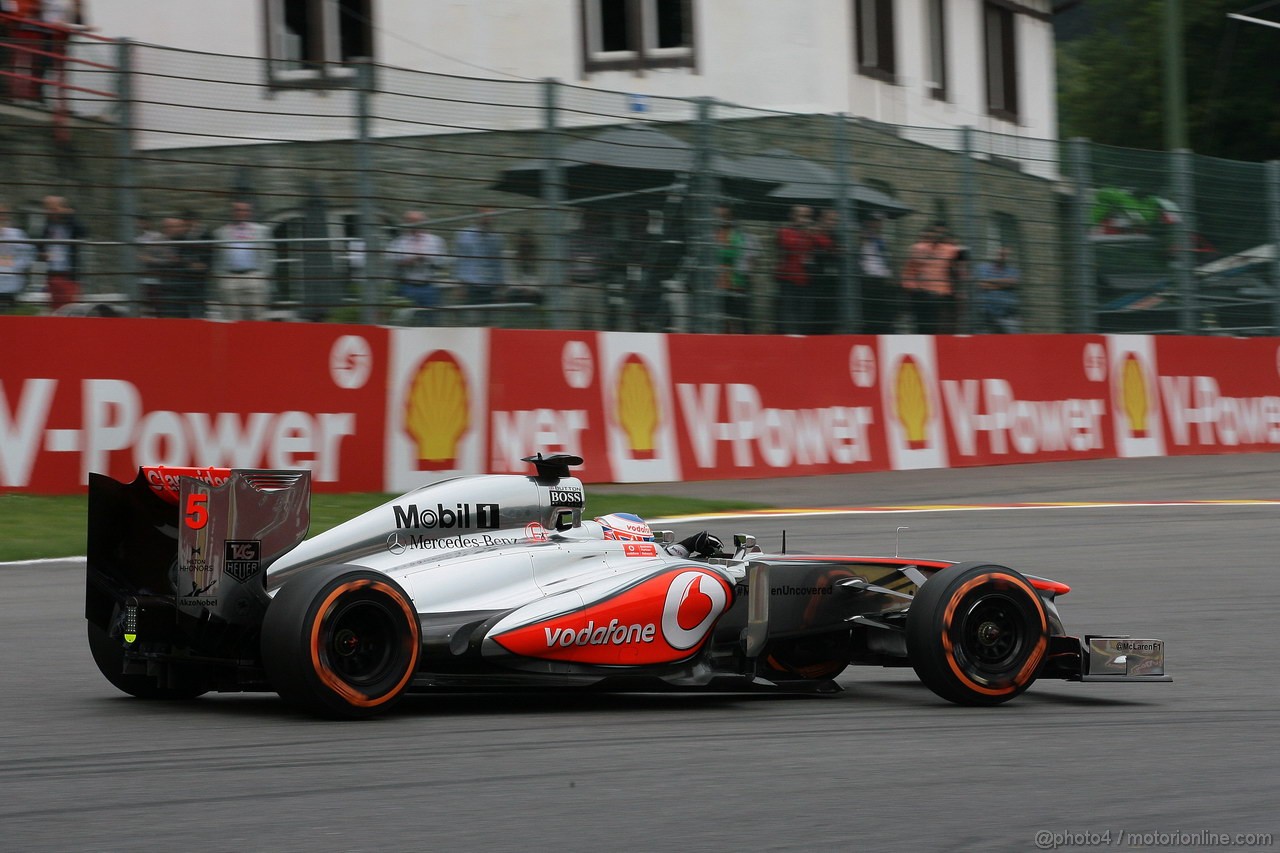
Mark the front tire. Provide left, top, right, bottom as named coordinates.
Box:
left=261, top=566, right=420, bottom=718
left=906, top=562, right=1048, bottom=706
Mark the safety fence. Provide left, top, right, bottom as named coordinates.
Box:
left=3, top=316, right=1278, bottom=493
left=1, top=38, right=1278, bottom=335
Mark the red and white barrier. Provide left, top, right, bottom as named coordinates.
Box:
left=2, top=317, right=1278, bottom=493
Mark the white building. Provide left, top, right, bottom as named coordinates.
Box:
left=85, top=0, right=1058, bottom=148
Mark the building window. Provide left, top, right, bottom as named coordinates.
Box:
left=984, top=2, right=1018, bottom=121
left=854, top=0, right=896, bottom=83
left=926, top=0, right=947, bottom=101
left=265, top=0, right=374, bottom=87
left=582, top=0, right=695, bottom=74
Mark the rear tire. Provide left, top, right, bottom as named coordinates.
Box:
left=261, top=566, right=420, bottom=718
left=86, top=619, right=208, bottom=700
left=906, top=562, right=1048, bottom=706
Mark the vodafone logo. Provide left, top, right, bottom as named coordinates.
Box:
left=489, top=567, right=732, bottom=665
left=661, top=571, right=729, bottom=650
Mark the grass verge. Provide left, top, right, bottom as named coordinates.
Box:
left=0, top=492, right=766, bottom=563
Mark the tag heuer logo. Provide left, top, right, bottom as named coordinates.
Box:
left=223, top=540, right=262, bottom=583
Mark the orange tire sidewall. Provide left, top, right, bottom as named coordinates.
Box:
left=308, top=578, right=420, bottom=709
left=939, top=572, right=1047, bottom=697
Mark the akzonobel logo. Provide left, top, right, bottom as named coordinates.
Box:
left=404, top=350, right=469, bottom=470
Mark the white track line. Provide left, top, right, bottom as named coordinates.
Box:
left=656, top=499, right=1280, bottom=523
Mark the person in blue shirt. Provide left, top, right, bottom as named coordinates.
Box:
left=974, top=245, right=1022, bottom=333
left=454, top=208, right=507, bottom=305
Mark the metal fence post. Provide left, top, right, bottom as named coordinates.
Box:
left=1171, top=148, right=1198, bottom=334
left=693, top=96, right=715, bottom=331
left=958, top=126, right=980, bottom=334
left=834, top=113, right=857, bottom=333
left=1269, top=160, right=1280, bottom=336
left=541, top=78, right=566, bottom=330
left=113, top=38, right=138, bottom=308
left=1068, top=138, right=1096, bottom=333
left=354, top=60, right=379, bottom=324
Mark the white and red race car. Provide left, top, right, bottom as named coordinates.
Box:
left=86, top=454, right=1169, bottom=717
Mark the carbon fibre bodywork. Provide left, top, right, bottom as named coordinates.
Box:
left=85, top=456, right=1169, bottom=712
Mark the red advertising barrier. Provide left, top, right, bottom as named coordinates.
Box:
left=1, top=318, right=388, bottom=493
left=932, top=335, right=1114, bottom=467
left=4, top=317, right=1279, bottom=494
left=666, top=334, right=887, bottom=478
left=1155, top=336, right=1280, bottom=455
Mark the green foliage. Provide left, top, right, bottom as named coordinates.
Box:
left=0, top=491, right=766, bottom=563
left=1058, top=0, right=1280, bottom=160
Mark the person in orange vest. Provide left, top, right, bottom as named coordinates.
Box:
left=901, top=222, right=963, bottom=334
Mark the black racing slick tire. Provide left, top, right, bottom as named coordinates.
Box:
left=261, top=566, right=420, bottom=719
left=86, top=619, right=208, bottom=701
left=906, top=562, right=1049, bottom=706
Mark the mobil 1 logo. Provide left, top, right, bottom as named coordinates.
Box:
left=223, top=540, right=262, bottom=583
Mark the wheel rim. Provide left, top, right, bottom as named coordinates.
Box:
left=957, top=592, right=1027, bottom=674
left=322, top=597, right=400, bottom=688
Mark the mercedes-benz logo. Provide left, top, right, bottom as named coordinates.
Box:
left=386, top=531, right=408, bottom=555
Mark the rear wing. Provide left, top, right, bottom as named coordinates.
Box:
left=86, top=468, right=312, bottom=644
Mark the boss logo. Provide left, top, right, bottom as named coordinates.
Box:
left=549, top=488, right=585, bottom=507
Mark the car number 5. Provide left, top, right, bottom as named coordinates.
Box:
left=185, top=493, right=209, bottom=529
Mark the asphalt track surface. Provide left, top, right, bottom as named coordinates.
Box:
left=4, top=456, right=1279, bottom=852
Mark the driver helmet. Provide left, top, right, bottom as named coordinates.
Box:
left=594, top=512, right=654, bottom=542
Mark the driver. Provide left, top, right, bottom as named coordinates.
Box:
left=667, top=530, right=725, bottom=560
left=594, top=513, right=725, bottom=560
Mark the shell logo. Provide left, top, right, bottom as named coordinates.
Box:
left=1118, top=351, right=1149, bottom=438
left=616, top=352, right=659, bottom=459
left=403, top=349, right=469, bottom=470
left=894, top=355, right=931, bottom=449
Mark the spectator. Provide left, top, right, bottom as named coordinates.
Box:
left=133, top=213, right=162, bottom=313
left=808, top=207, right=842, bottom=334
left=714, top=205, right=754, bottom=334
left=147, top=216, right=196, bottom=318
left=901, top=222, right=962, bottom=334
left=387, top=210, right=449, bottom=309
left=179, top=208, right=212, bottom=319
left=506, top=229, right=542, bottom=306
left=38, top=194, right=86, bottom=311
left=859, top=213, right=897, bottom=334
left=453, top=207, right=506, bottom=305
left=3, top=0, right=43, bottom=101
left=774, top=205, right=814, bottom=334
left=212, top=200, right=271, bottom=320
left=566, top=211, right=612, bottom=330
left=0, top=201, right=35, bottom=312
left=974, top=245, right=1022, bottom=333
left=35, top=0, right=88, bottom=105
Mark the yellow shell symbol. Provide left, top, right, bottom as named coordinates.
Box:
left=1119, top=351, right=1148, bottom=437
left=404, top=350, right=470, bottom=470
left=894, top=355, right=930, bottom=448
left=616, top=354, right=659, bottom=458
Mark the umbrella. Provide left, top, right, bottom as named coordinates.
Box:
left=492, top=125, right=769, bottom=205
left=733, top=147, right=914, bottom=221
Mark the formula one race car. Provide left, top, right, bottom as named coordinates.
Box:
left=85, top=455, right=1170, bottom=717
